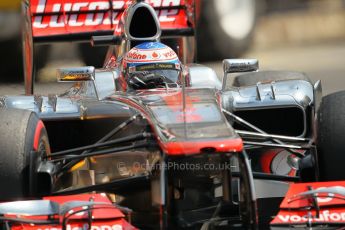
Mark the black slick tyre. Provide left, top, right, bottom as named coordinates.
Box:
left=317, top=90, right=345, bottom=181
left=0, top=108, right=50, bottom=200
left=0, top=38, right=23, bottom=81
left=197, top=0, right=257, bottom=61
left=78, top=43, right=108, bottom=68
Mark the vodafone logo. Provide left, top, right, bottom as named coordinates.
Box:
left=277, top=210, right=345, bottom=223
left=125, top=47, right=178, bottom=63
left=127, top=51, right=147, bottom=60
left=32, top=0, right=182, bottom=28
left=162, top=50, right=177, bottom=58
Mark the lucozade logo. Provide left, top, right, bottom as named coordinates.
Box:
left=32, top=0, right=182, bottom=28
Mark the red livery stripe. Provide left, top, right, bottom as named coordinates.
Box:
left=33, top=120, right=44, bottom=151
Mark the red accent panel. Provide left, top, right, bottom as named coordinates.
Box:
left=271, top=181, right=345, bottom=226
left=194, top=0, right=201, bottom=21
left=162, top=138, right=243, bottom=155
left=12, top=218, right=136, bottom=230
left=260, top=149, right=277, bottom=174
left=44, top=194, right=124, bottom=219
left=260, top=149, right=296, bottom=176
left=33, top=120, right=44, bottom=151
left=9, top=194, right=136, bottom=230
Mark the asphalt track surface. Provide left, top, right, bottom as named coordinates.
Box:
left=0, top=41, right=344, bottom=96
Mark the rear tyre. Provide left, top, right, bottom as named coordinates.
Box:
left=78, top=43, right=108, bottom=68
left=0, top=109, right=50, bottom=200
left=0, top=33, right=50, bottom=83
left=197, top=0, right=257, bottom=61
left=232, top=70, right=311, bottom=87
left=0, top=38, right=23, bottom=81
left=317, top=90, right=345, bottom=181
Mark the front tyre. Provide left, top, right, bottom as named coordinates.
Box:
left=317, top=90, right=345, bottom=181
left=0, top=109, right=50, bottom=200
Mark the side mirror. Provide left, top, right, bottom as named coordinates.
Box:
left=91, top=35, right=121, bottom=47
left=57, top=66, right=95, bottom=82
left=222, top=59, right=259, bottom=90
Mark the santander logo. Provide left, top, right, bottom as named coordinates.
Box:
left=152, top=52, right=159, bottom=59
left=36, top=223, right=123, bottom=230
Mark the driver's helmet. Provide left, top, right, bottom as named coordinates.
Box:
left=122, top=42, right=182, bottom=90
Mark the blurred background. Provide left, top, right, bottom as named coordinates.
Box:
left=0, top=0, right=344, bottom=95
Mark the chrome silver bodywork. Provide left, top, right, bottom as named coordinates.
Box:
left=0, top=1, right=323, bottom=229
left=188, top=64, right=222, bottom=89
left=229, top=79, right=314, bottom=110
left=0, top=67, right=317, bottom=127
left=223, top=79, right=315, bottom=137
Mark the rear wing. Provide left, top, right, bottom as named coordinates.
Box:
left=22, top=0, right=196, bottom=95
left=27, top=0, right=195, bottom=43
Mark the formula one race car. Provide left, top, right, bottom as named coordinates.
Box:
left=1, top=0, right=345, bottom=229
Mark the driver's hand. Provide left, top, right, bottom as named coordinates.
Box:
left=128, top=71, right=165, bottom=89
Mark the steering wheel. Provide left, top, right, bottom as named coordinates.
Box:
left=128, top=71, right=174, bottom=89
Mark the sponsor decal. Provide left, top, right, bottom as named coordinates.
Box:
left=35, top=223, right=123, bottom=230
left=132, top=63, right=177, bottom=71
left=32, top=0, right=182, bottom=28
left=156, top=63, right=176, bottom=69
left=152, top=52, right=160, bottom=59
left=162, top=50, right=177, bottom=58
left=276, top=210, right=345, bottom=223
left=126, top=51, right=147, bottom=60
left=271, top=182, right=345, bottom=226
left=125, top=47, right=178, bottom=63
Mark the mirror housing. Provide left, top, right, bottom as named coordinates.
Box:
left=91, top=35, right=121, bottom=47
left=223, top=59, right=258, bottom=74
left=222, top=59, right=259, bottom=90
left=57, top=66, right=95, bottom=82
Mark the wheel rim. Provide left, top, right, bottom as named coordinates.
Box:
left=37, top=135, right=50, bottom=157
left=213, top=0, right=256, bottom=40
left=32, top=134, right=51, bottom=196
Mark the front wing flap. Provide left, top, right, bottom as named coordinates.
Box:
left=271, top=181, right=345, bottom=227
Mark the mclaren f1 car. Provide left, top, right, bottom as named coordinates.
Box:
left=0, top=0, right=345, bottom=229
